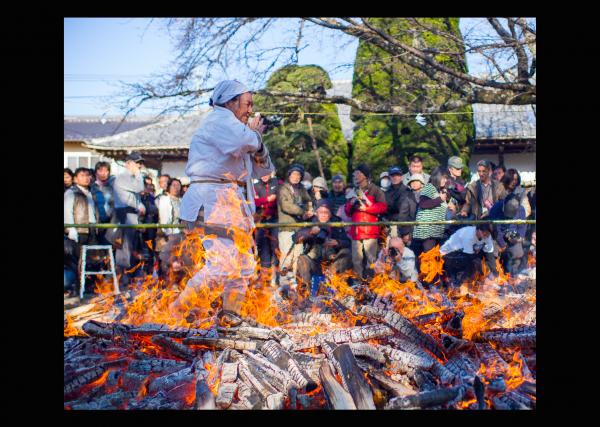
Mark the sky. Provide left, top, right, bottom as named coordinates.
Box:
left=64, top=18, right=513, bottom=117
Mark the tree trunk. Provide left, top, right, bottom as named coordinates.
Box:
left=306, top=117, right=325, bottom=178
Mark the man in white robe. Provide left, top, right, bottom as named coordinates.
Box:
left=170, top=80, right=274, bottom=326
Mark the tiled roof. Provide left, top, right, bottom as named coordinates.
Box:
left=64, top=117, right=157, bottom=140
left=472, top=104, right=536, bottom=140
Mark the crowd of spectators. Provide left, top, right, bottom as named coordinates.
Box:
left=64, top=152, right=536, bottom=299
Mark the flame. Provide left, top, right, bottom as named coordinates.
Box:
left=418, top=245, right=444, bottom=284
left=64, top=314, right=80, bottom=337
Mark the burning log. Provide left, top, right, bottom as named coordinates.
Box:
left=266, top=393, right=285, bottom=410
left=368, top=371, right=416, bottom=398
left=130, top=322, right=218, bottom=339
left=128, top=358, right=188, bottom=375
left=294, top=324, right=394, bottom=350
left=242, top=350, right=295, bottom=391
left=128, top=391, right=184, bottom=410
left=358, top=306, right=445, bottom=360
left=260, top=340, right=317, bottom=392
left=81, top=320, right=130, bottom=341
left=288, top=312, right=333, bottom=326
left=319, top=362, right=357, bottom=409
left=232, top=353, right=279, bottom=400
left=216, top=382, right=238, bottom=409
left=410, top=370, right=437, bottom=392
left=441, top=334, right=473, bottom=354
left=69, top=390, right=137, bottom=410
left=473, top=376, right=486, bottom=410
left=330, top=343, right=376, bottom=409
left=183, top=336, right=259, bottom=351
left=64, top=366, right=109, bottom=397
left=411, top=309, right=457, bottom=326
left=231, top=380, right=262, bottom=410
left=148, top=366, right=194, bottom=395
left=122, top=372, right=148, bottom=390
left=442, top=353, right=479, bottom=384
left=517, top=380, right=536, bottom=398
left=491, top=392, right=531, bottom=410
left=220, top=362, right=238, bottom=384
left=348, top=342, right=386, bottom=364
left=474, top=343, right=509, bottom=379
left=64, top=358, right=128, bottom=384
left=150, top=334, right=196, bottom=361
left=385, top=386, right=466, bottom=410
left=377, top=345, right=434, bottom=370
left=192, top=354, right=216, bottom=410
left=441, top=311, right=464, bottom=338
left=472, top=326, right=536, bottom=348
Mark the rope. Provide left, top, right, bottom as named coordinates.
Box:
left=64, top=219, right=536, bottom=229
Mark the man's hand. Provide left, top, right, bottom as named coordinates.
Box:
left=267, top=194, right=277, bottom=202
left=138, top=205, right=146, bottom=216
left=248, top=114, right=266, bottom=134
left=439, top=191, right=448, bottom=202
left=484, top=199, right=493, bottom=209
left=68, top=229, right=78, bottom=243
left=358, top=205, right=367, bottom=211
left=310, top=226, right=321, bottom=235
left=447, top=202, right=456, bottom=213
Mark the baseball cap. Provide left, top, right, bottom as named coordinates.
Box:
left=388, top=166, right=403, bottom=176
left=126, top=152, right=145, bottom=163
left=447, top=156, right=464, bottom=169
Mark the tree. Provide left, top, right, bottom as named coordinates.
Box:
left=350, top=18, right=475, bottom=176
left=121, top=18, right=535, bottom=117
left=254, top=65, right=347, bottom=180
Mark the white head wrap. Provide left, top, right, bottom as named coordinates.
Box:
left=209, top=80, right=250, bottom=107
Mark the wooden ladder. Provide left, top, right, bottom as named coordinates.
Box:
left=79, top=245, right=119, bottom=300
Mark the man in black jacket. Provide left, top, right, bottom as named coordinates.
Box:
left=385, top=166, right=407, bottom=239
left=293, top=200, right=352, bottom=301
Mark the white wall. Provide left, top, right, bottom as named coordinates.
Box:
left=468, top=152, right=536, bottom=185
left=161, top=161, right=190, bottom=184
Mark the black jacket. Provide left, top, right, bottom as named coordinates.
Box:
left=446, top=172, right=467, bottom=206
left=294, top=215, right=350, bottom=260
left=385, top=183, right=408, bottom=220
left=397, top=189, right=419, bottom=236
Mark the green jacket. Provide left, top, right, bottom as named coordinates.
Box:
left=277, top=182, right=312, bottom=232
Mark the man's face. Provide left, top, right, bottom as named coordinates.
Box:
left=409, top=180, right=423, bottom=191
left=96, top=166, right=110, bottom=182
left=332, top=180, right=344, bottom=193
left=261, top=174, right=270, bottom=183
left=353, top=170, right=367, bottom=186
left=493, top=168, right=504, bottom=182
left=389, top=238, right=404, bottom=260
left=289, top=171, right=302, bottom=185
left=229, top=92, right=254, bottom=124
left=409, top=161, right=423, bottom=175
left=127, top=160, right=143, bottom=173
left=74, top=171, right=91, bottom=188
left=169, top=181, right=182, bottom=197
left=64, top=172, right=73, bottom=186
left=316, top=206, right=331, bottom=223
left=390, top=174, right=402, bottom=185
left=448, top=166, right=462, bottom=178
left=159, top=176, right=169, bottom=190
left=477, top=166, right=491, bottom=182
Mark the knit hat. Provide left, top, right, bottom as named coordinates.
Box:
left=287, top=163, right=305, bottom=180
left=354, top=163, right=370, bottom=178
left=315, top=199, right=332, bottom=212
left=312, top=176, right=328, bottom=190
left=447, top=156, right=464, bottom=169
left=407, top=173, right=426, bottom=185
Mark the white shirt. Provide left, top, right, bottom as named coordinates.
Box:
left=158, top=195, right=182, bottom=235
left=440, top=226, right=494, bottom=255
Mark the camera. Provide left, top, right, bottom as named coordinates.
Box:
left=388, top=247, right=399, bottom=259
left=504, top=229, right=520, bottom=243
left=261, top=115, right=283, bottom=132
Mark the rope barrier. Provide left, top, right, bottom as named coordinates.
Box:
left=64, top=219, right=536, bottom=229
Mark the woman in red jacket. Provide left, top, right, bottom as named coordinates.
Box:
left=345, top=164, right=388, bottom=281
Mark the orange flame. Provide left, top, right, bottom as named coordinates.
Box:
left=418, top=245, right=444, bottom=284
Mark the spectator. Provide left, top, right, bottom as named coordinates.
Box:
left=412, top=167, right=453, bottom=259
left=139, top=180, right=159, bottom=276
left=158, top=178, right=183, bottom=237
left=254, top=171, right=281, bottom=287
left=294, top=200, right=352, bottom=301
left=493, top=164, right=506, bottom=183
left=157, top=174, right=171, bottom=197
left=113, top=152, right=147, bottom=286
left=446, top=156, right=468, bottom=210
left=277, top=164, right=314, bottom=286
left=440, top=223, right=497, bottom=286
left=379, top=171, right=391, bottom=192
left=327, top=174, right=346, bottom=218
left=64, top=236, right=79, bottom=297
left=501, top=168, right=532, bottom=217
left=402, top=155, right=431, bottom=186
left=345, top=164, right=388, bottom=281
left=64, top=168, right=74, bottom=192
left=385, top=166, right=408, bottom=239
left=181, top=184, right=189, bottom=196
left=489, top=196, right=527, bottom=277
left=90, top=161, right=115, bottom=244
left=397, top=173, right=425, bottom=243
left=301, top=171, right=313, bottom=192
left=311, top=176, right=329, bottom=206
left=64, top=167, right=99, bottom=245
left=374, top=236, right=420, bottom=284
left=460, top=159, right=506, bottom=219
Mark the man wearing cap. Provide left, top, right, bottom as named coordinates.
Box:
left=327, top=174, right=346, bottom=216
left=112, top=152, right=147, bottom=285
left=385, top=166, right=408, bottom=239
left=293, top=199, right=352, bottom=301
left=345, top=164, right=388, bottom=281
left=446, top=156, right=468, bottom=209
left=277, top=163, right=314, bottom=288
left=169, top=80, right=274, bottom=327
left=460, top=159, right=506, bottom=220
